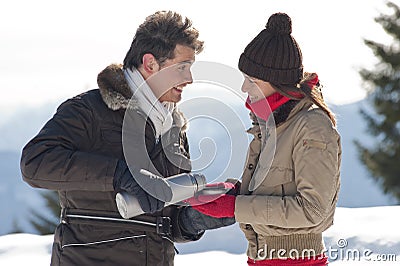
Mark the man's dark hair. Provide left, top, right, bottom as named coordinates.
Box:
left=123, top=11, right=204, bottom=69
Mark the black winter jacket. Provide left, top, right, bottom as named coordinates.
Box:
left=20, top=64, right=202, bottom=266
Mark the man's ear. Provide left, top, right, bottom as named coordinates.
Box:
left=142, top=53, right=160, bottom=75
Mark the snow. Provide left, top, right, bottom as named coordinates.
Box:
left=323, top=207, right=400, bottom=265
left=0, top=234, right=53, bottom=265
left=0, top=206, right=399, bottom=265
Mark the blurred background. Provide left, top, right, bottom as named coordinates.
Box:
left=1, top=0, right=399, bottom=256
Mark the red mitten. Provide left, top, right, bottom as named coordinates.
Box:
left=187, top=194, right=236, bottom=218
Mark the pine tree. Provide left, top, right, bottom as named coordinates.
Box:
left=29, top=190, right=60, bottom=235
left=356, top=1, right=400, bottom=201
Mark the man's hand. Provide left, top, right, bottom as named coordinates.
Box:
left=113, top=161, right=172, bottom=213
left=179, top=206, right=235, bottom=235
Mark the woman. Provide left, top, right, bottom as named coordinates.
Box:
left=186, top=12, right=341, bottom=265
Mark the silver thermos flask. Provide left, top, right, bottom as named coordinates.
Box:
left=116, top=171, right=206, bottom=219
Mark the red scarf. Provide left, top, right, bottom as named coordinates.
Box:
left=245, top=93, right=291, bottom=121
left=245, top=74, right=319, bottom=121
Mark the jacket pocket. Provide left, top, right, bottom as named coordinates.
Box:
left=253, top=166, right=295, bottom=196
left=302, top=139, right=327, bottom=150
left=59, top=224, right=147, bottom=265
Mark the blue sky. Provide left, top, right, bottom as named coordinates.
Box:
left=0, top=0, right=392, bottom=109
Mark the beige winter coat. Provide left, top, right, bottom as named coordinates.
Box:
left=235, top=98, right=341, bottom=260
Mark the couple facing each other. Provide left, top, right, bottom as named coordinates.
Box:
left=21, top=10, right=341, bottom=266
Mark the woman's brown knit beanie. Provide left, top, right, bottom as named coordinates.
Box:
left=238, top=13, right=303, bottom=85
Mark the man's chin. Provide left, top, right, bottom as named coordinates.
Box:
left=172, top=96, right=182, bottom=103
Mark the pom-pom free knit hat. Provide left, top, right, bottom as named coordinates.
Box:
left=238, top=13, right=303, bottom=84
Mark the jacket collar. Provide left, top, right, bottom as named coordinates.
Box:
left=97, top=64, right=187, bottom=131
left=246, top=98, right=314, bottom=137
left=275, top=98, right=314, bottom=134
left=273, top=100, right=300, bottom=127
left=281, top=98, right=313, bottom=122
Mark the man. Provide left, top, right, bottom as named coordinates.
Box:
left=20, top=11, right=218, bottom=265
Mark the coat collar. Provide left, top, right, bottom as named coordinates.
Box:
left=274, top=98, right=314, bottom=135
left=246, top=98, right=312, bottom=137
left=97, top=64, right=134, bottom=110
left=97, top=64, right=188, bottom=131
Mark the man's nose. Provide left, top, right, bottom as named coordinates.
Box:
left=184, top=71, right=193, bottom=85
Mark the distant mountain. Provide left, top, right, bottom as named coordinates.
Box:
left=332, top=101, right=397, bottom=207
left=0, top=98, right=396, bottom=236
left=0, top=101, right=60, bottom=152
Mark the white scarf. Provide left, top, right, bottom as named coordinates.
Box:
left=124, top=68, right=174, bottom=138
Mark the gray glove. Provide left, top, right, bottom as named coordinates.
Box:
left=113, top=160, right=172, bottom=213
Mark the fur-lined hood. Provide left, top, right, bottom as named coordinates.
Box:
left=97, top=64, right=187, bottom=130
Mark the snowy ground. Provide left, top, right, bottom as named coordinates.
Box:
left=0, top=206, right=398, bottom=265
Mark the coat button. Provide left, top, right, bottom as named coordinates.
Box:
left=248, top=164, right=254, bottom=170
left=257, top=133, right=262, bottom=139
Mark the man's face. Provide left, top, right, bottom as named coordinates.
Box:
left=147, top=44, right=195, bottom=103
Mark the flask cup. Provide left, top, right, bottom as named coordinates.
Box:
left=116, top=172, right=206, bottom=219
